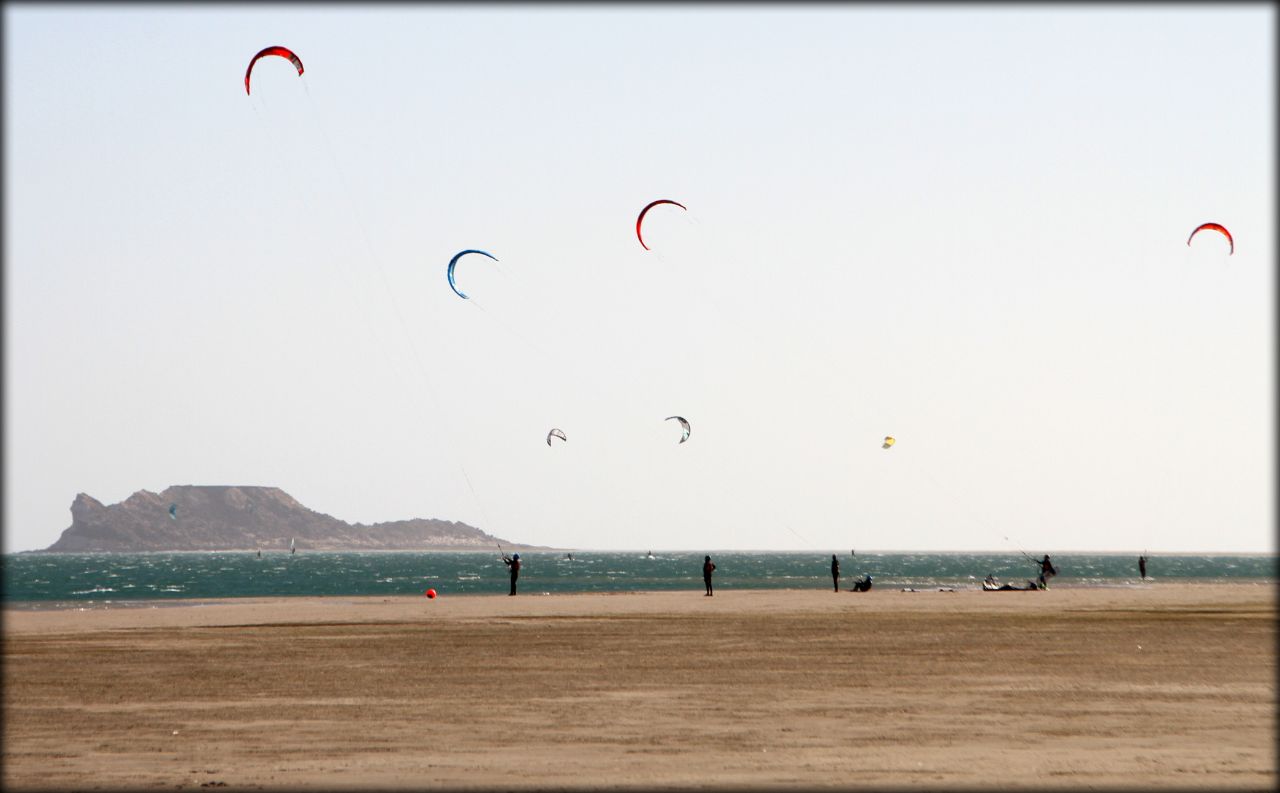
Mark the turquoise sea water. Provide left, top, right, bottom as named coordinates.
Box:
left=3, top=551, right=1274, bottom=606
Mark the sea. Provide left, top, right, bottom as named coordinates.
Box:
left=3, top=551, right=1275, bottom=607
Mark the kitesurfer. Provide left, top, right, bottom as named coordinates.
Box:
left=831, top=554, right=841, bottom=592
left=1138, top=554, right=1147, bottom=580
left=1035, top=555, right=1057, bottom=589
left=852, top=574, right=873, bottom=592
left=702, top=555, right=716, bottom=596
left=503, top=552, right=521, bottom=596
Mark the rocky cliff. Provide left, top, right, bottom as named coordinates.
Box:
left=42, top=486, right=537, bottom=552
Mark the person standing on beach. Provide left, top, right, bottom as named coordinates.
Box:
left=1035, top=555, right=1057, bottom=589
left=702, top=555, right=716, bottom=596
left=831, top=554, right=841, bottom=592
left=502, top=553, right=521, bottom=596
left=1138, top=554, right=1147, bottom=580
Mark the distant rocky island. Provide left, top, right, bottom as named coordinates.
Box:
left=38, top=486, right=544, bottom=553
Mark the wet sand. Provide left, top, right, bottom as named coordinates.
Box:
left=3, top=584, right=1275, bottom=790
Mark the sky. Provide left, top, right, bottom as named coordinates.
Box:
left=4, top=4, right=1274, bottom=554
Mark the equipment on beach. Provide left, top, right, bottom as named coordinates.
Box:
left=983, top=581, right=1040, bottom=591
left=425, top=588, right=437, bottom=599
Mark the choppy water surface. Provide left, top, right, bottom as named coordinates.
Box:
left=3, top=551, right=1274, bottom=606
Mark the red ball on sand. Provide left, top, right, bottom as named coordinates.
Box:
left=425, top=589, right=437, bottom=599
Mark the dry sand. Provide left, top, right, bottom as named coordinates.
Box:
left=3, top=584, right=1275, bottom=790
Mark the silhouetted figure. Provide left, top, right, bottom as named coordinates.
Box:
left=1035, top=555, right=1057, bottom=589
left=703, top=555, right=716, bottom=596
left=1138, top=555, right=1147, bottom=580
left=831, top=554, right=841, bottom=592
left=503, top=553, right=521, bottom=596
left=852, top=574, right=873, bottom=592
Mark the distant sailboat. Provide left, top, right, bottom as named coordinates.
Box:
left=289, top=538, right=296, bottom=555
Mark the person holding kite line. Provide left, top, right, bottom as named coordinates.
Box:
left=502, top=553, right=521, bottom=596
left=1035, top=555, right=1057, bottom=590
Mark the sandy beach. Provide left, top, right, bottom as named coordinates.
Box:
left=3, top=584, right=1275, bottom=790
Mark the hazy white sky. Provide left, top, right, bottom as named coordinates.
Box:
left=5, top=5, right=1274, bottom=553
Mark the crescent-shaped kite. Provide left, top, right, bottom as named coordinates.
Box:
left=245, top=46, right=304, bottom=95
left=882, top=436, right=895, bottom=450
left=447, top=249, right=498, bottom=300
left=636, top=199, right=687, bottom=250
left=1186, top=222, right=1234, bottom=255
left=547, top=428, right=567, bottom=446
left=666, top=415, right=691, bottom=444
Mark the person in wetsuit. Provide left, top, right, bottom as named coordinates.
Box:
left=502, top=553, right=521, bottom=596
left=1138, top=554, right=1147, bottom=580
left=831, top=554, right=841, bottom=592
left=702, top=555, right=716, bottom=596
left=1035, top=555, right=1057, bottom=589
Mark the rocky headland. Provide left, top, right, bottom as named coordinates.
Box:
left=40, top=486, right=540, bottom=553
